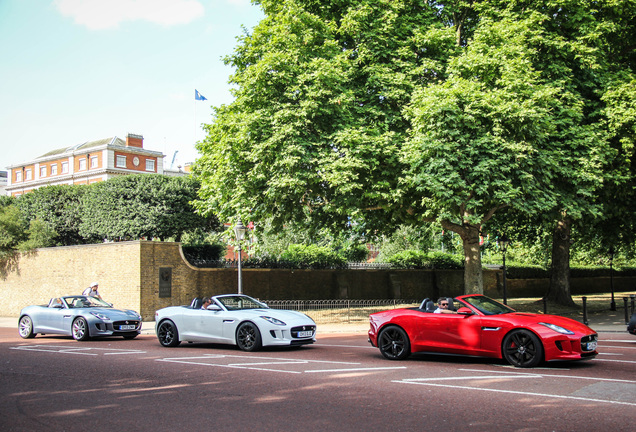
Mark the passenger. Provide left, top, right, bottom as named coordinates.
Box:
left=201, top=297, right=213, bottom=310
left=434, top=297, right=456, bottom=314
left=82, top=282, right=102, bottom=300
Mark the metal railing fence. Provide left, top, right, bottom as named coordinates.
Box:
left=264, top=299, right=419, bottom=324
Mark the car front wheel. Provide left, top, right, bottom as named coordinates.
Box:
left=157, top=320, right=180, bottom=347
left=378, top=326, right=410, bottom=360
left=236, top=322, right=262, bottom=352
left=18, top=315, right=36, bottom=339
left=72, top=317, right=90, bottom=341
left=502, top=329, right=543, bottom=368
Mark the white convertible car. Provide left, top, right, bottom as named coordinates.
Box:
left=155, top=294, right=317, bottom=351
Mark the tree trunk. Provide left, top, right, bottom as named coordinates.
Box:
left=546, top=217, right=576, bottom=307
left=460, top=223, right=483, bottom=294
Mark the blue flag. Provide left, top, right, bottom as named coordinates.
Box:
left=195, top=89, right=207, bottom=101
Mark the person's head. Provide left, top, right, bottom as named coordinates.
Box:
left=437, top=297, right=449, bottom=309
left=90, top=282, right=99, bottom=291
left=202, top=297, right=212, bottom=307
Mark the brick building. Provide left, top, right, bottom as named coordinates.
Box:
left=4, top=133, right=181, bottom=196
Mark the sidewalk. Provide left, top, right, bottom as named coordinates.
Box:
left=1, top=310, right=630, bottom=335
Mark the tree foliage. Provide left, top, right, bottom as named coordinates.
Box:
left=194, top=0, right=636, bottom=298
left=15, top=184, right=87, bottom=246
left=79, top=175, right=207, bottom=241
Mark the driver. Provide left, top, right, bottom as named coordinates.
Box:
left=201, top=297, right=213, bottom=309
left=434, top=297, right=457, bottom=314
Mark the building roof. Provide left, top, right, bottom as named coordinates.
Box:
left=38, top=137, right=125, bottom=158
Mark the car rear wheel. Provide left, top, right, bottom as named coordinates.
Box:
left=502, top=329, right=543, bottom=368
left=18, top=315, right=36, bottom=339
left=72, top=317, right=90, bottom=341
left=157, top=320, right=180, bottom=347
left=236, top=322, right=262, bottom=352
left=378, top=326, right=410, bottom=360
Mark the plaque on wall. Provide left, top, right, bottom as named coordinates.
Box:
left=159, top=267, right=172, bottom=298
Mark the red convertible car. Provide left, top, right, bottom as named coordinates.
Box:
left=368, top=294, right=598, bottom=368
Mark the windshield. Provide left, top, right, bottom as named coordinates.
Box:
left=461, top=296, right=515, bottom=315
left=216, top=295, right=268, bottom=310
left=63, top=296, right=112, bottom=309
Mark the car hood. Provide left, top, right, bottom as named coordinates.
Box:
left=233, top=308, right=315, bottom=325
left=88, top=308, right=141, bottom=320
left=507, top=312, right=596, bottom=334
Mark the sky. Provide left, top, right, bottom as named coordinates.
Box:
left=0, top=0, right=264, bottom=170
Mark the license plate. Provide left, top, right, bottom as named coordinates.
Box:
left=297, top=330, right=313, bottom=338
left=586, top=341, right=597, bottom=351
left=120, top=324, right=136, bottom=330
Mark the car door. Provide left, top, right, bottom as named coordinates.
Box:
left=181, top=308, right=227, bottom=343
left=414, top=313, right=482, bottom=355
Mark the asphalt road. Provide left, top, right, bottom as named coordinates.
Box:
left=1, top=328, right=634, bottom=432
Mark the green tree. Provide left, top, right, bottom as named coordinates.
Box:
left=194, top=0, right=632, bottom=298
left=79, top=175, right=207, bottom=241
left=0, top=205, right=56, bottom=277
left=195, top=0, right=443, bottom=233
left=15, top=184, right=87, bottom=246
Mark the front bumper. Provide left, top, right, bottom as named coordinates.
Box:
left=91, top=320, right=142, bottom=337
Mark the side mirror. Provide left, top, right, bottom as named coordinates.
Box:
left=457, top=307, right=474, bottom=315
left=207, top=305, right=222, bottom=311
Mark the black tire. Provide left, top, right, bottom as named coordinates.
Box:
left=18, top=315, right=36, bottom=339
left=72, top=317, right=90, bottom=341
left=378, top=326, right=411, bottom=360
left=236, top=322, right=262, bottom=352
left=157, top=320, right=180, bottom=347
left=502, top=329, right=544, bottom=368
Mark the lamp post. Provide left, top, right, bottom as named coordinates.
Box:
left=609, top=246, right=616, bottom=311
left=498, top=234, right=511, bottom=305
left=234, top=217, right=246, bottom=295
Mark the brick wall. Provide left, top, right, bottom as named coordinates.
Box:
left=2, top=242, right=632, bottom=321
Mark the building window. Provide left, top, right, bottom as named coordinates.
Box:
left=15, top=170, right=22, bottom=182
left=51, top=164, right=58, bottom=176
left=90, top=156, right=98, bottom=168
left=61, top=162, right=69, bottom=174
left=79, top=159, right=87, bottom=171
left=116, top=155, right=127, bottom=168
left=146, top=159, right=155, bottom=171
left=25, top=169, right=32, bottom=180
left=40, top=166, right=47, bottom=177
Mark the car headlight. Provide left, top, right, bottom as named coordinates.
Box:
left=260, top=316, right=286, bottom=326
left=539, top=322, right=574, bottom=335
left=90, top=312, right=110, bottom=320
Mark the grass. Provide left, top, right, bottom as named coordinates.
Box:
left=299, top=292, right=636, bottom=324
left=504, top=291, right=636, bottom=318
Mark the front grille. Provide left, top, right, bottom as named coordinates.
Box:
left=581, top=334, right=598, bottom=352
left=291, top=325, right=315, bottom=338
left=113, top=320, right=140, bottom=330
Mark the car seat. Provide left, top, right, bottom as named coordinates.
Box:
left=447, top=297, right=456, bottom=311
left=425, top=300, right=436, bottom=312
left=419, top=298, right=430, bottom=310
left=190, top=297, right=203, bottom=309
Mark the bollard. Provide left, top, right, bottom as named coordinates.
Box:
left=624, top=297, right=630, bottom=324
left=543, top=297, right=547, bottom=314
left=582, top=296, right=588, bottom=326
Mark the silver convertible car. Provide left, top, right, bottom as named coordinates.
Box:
left=155, top=294, right=317, bottom=351
left=18, top=296, right=143, bottom=341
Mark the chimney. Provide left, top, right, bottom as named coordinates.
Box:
left=126, top=133, right=144, bottom=148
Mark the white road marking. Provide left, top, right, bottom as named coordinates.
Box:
left=393, top=380, right=636, bottom=406
left=394, top=368, right=636, bottom=406
left=157, top=354, right=405, bottom=374
left=10, top=345, right=146, bottom=356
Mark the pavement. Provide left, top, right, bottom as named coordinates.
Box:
left=2, top=309, right=632, bottom=335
